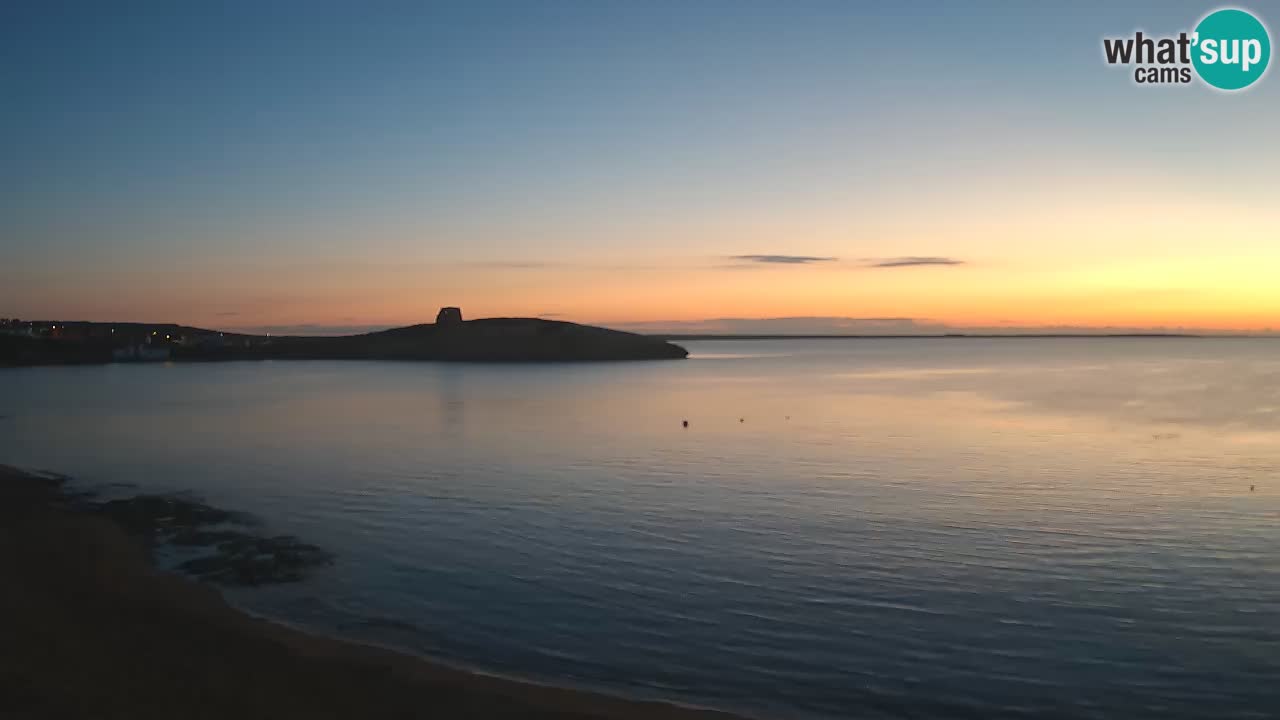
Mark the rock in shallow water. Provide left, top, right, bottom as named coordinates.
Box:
left=178, top=535, right=334, bottom=586
left=93, top=494, right=332, bottom=586
left=96, top=495, right=240, bottom=535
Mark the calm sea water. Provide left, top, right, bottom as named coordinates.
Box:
left=3, top=338, right=1279, bottom=719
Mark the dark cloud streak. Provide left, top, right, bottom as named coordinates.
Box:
left=731, top=255, right=838, bottom=265
left=866, top=256, right=964, bottom=268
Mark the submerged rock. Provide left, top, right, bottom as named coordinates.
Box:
left=179, top=535, right=334, bottom=586
left=96, top=495, right=239, bottom=536
left=169, top=528, right=254, bottom=546
left=93, top=493, right=332, bottom=586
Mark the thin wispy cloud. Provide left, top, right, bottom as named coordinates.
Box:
left=465, top=260, right=666, bottom=272
left=469, top=261, right=553, bottom=269
left=731, top=255, right=838, bottom=265
left=865, top=257, right=964, bottom=268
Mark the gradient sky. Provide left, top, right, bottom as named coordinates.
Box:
left=3, top=1, right=1278, bottom=333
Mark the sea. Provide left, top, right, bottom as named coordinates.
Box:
left=2, top=337, right=1278, bottom=719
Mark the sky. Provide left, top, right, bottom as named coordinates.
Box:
left=3, top=1, right=1278, bottom=334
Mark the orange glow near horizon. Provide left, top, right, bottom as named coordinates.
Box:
left=9, top=139, right=1279, bottom=333
left=19, top=250, right=1280, bottom=333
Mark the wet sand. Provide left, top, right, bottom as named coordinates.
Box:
left=0, top=465, right=745, bottom=720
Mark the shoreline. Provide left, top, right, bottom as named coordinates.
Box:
left=0, top=464, right=748, bottom=720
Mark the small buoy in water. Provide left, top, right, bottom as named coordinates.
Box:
left=682, top=420, right=688, bottom=428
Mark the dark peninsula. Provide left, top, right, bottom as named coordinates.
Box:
left=0, top=308, right=688, bottom=366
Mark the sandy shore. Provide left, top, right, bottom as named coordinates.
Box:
left=0, top=465, right=746, bottom=720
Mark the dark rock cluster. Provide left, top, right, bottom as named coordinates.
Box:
left=96, top=495, right=242, bottom=533
left=176, top=533, right=333, bottom=586
left=95, top=494, right=332, bottom=586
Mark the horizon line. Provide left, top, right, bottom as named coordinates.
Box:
left=8, top=317, right=1280, bottom=340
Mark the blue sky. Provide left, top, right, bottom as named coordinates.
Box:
left=3, top=1, right=1277, bottom=331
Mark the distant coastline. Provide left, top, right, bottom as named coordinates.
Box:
left=0, top=313, right=688, bottom=366
left=655, top=333, right=1202, bottom=341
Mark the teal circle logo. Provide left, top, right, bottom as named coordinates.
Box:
left=1192, top=8, right=1271, bottom=90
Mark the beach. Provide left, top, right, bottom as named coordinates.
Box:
left=0, top=464, right=741, bottom=720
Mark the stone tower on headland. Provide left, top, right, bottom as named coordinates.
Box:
left=436, top=307, right=463, bottom=325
